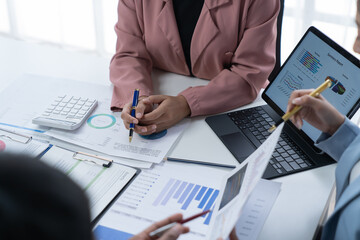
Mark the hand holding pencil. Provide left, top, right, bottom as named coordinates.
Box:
left=269, top=77, right=338, bottom=133
left=278, top=77, right=345, bottom=135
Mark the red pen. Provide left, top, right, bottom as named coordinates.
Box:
left=149, top=210, right=211, bottom=237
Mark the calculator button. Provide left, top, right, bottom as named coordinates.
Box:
left=62, top=97, right=72, bottom=103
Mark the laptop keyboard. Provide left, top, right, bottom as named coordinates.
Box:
left=228, top=107, right=314, bottom=175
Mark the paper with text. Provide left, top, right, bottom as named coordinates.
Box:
left=234, top=179, right=281, bottom=240
left=46, top=102, right=189, bottom=163
left=209, top=123, right=284, bottom=239
left=93, top=161, right=230, bottom=240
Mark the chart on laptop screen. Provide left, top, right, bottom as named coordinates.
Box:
left=266, top=30, right=360, bottom=141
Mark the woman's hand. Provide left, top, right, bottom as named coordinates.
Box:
left=130, top=213, right=189, bottom=240
left=121, top=95, right=158, bottom=135
left=138, top=95, right=191, bottom=134
left=287, top=89, right=345, bottom=135
left=121, top=94, right=191, bottom=135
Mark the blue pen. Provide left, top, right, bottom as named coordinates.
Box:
left=129, top=89, right=140, bottom=143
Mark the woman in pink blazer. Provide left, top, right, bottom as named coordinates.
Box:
left=111, top=0, right=280, bottom=135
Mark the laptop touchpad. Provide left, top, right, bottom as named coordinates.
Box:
left=221, top=132, right=256, bottom=163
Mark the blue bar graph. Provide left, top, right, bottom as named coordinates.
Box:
left=198, top=188, right=214, bottom=209
left=204, top=208, right=214, bottom=225
left=195, top=186, right=207, bottom=201
left=173, top=182, right=188, bottom=199
left=152, top=178, right=219, bottom=226
left=202, top=190, right=219, bottom=215
left=181, top=185, right=200, bottom=210
left=178, top=183, right=194, bottom=204
left=94, top=225, right=133, bottom=240
left=153, top=178, right=175, bottom=206
left=161, top=180, right=181, bottom=206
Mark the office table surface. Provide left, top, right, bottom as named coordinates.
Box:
left=0, top=35, right=337, bottom=240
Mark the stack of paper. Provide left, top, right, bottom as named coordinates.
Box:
left=0, top=75, right=189, bottom=168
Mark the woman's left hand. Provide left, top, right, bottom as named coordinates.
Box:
left=138, top=95, right=191, bottom=134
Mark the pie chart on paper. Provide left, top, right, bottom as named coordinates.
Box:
left=0, top=140, right=6, bottom=152
left=87, top=114, right=116, bottom=129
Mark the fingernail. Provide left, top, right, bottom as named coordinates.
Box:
left=141, top=128, right=146, bottom=133
left=152, top=125, right=157, bottom=130
left=292, top=98, right=301, bottom=104
left=133, top=119, right=138, bottom=124
left=296, top=119, right=302, bottom=129
left=136, top=113, right=142, bottom=118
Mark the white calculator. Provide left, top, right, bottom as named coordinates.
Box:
left=32, top=95, right=98, bottom=130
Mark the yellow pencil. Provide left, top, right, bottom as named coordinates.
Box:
left=268, top=77, right=333, bottom=132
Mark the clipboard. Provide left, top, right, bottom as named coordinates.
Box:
left=0, top=127, right=32, bottom=144
left=0, top=127, right=50, bottom=158
left=92, top=164, right=141, bottom=226
left=38, top=145, right=141, bottom=223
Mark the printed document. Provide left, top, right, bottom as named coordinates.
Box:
left=234, top=179, right=282, bottom=240
left=0, top=75, right=188, bottom=164
left=209, top=123, right=284, bottom=239
left=93, top=161, right=230, bottom=240
left=46, top=103, right=189, bottom=163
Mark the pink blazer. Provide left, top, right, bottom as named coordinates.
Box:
left=110, top=0, right=279, bottom=117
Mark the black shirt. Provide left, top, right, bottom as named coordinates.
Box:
left=173, top=0, right=204, bottom=75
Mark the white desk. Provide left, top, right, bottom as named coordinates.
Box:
left=0, top=35, right=336, bottom=240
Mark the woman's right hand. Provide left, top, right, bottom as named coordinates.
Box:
left=121, top=96, right=157, bottom=135
left=287, top=89, right=345, bottom=135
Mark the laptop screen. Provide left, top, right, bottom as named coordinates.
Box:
left=264, top=27, right=360, bottom=142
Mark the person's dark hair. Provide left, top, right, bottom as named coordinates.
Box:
left=0, top=153, right=92, bottom=240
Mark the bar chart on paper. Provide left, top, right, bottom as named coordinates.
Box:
left=152, top=178, right=220, bottom=225
left=94, top=161, right=228, bottom=240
